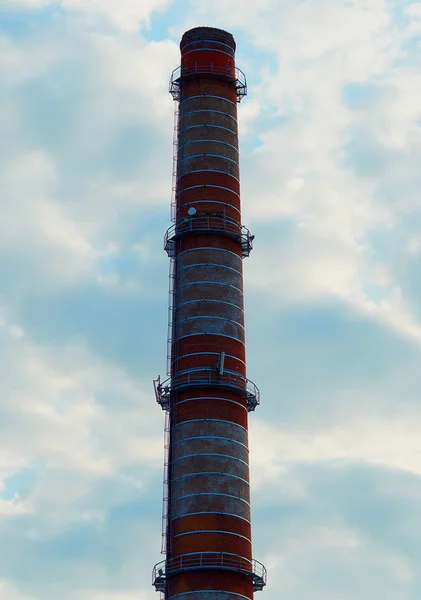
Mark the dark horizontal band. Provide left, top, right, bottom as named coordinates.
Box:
left=172, top=471, right=249, bottom=485
left=180, top=199, right=241, bottom=215
left=178, top=139, right=239, bottom=153
left=182, top=46, right=235, bottom=59
left=173, top=396, right=247, bottom=411
left=179, top=94, right=237, bottom=108
left=172, top=435, right=248, bottom=450
left=172, top=453, right=248, bottom=466
left=171, top=492, right=250, bottom=506
left=172, top=511, right=251, bottom=523
left=178, top=246, right=242, bottom=258
left=173, top=350, right=245, bottom=364
left=177, top=169, right=240, bottom=184
left=175, top=332, right=245, bottom=344
left=173, top=530, right=251, bottom=542
left=177, top=183, right=240, bottom=199
left=178, top=262, right=242, bottom=275
left=176, top=315, right=244, bottom=328
left=180, top=280, right=243, bottom=293
left=174, top=418, right=247, bottom=432
left=178, top=153, right=239, bottom=167
left=175, top=299, right=244, bottom=313
left=180, top=109, right=237, bottom=123
left=181, top=126, right=237, bottom=140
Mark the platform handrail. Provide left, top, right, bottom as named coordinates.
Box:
left=164, top=215, right=254, bottom=258
left=154, top=368, right=260, bottom=412
left=152, top=552, right=267, bottom=589
left=170, top=62, right=247, bottom=102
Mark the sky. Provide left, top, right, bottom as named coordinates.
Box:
left=1, top=0, right=421, bottom=598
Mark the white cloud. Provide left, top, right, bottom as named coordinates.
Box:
left=3, top=347, right=161, bottom=473
left=260, top=524, right=415, bottom=598
left=250, top=413, right=421, bottom=490
left=4, top=0, right=52, bottom=6
left=0, top=33, right=60, bottom=86
left=87, top=34, right=176, bottom=120
left=0, top=151, right=96, bottom=283
left=246, top=222, right=421, bottom=343
left=208, top=0, right=421, bottom=344
left=238, top=100, right=261, bottom=134
left=0, top=581, right=36, bottom=600
left=5, top=0, right=173, bottom=31
left=405, top=2, right=421, bottom=19
left=0, top=306, right=163, bottom=534
left=81, top=592, right=151, bottom=600
left=0, top=498, right=29, bottom=517
left=65, top=0, right=172, bottom=31
left=0, top=22, right=177, bottom=289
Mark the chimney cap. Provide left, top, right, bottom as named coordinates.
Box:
left=180, top=27, right=236, bottom=53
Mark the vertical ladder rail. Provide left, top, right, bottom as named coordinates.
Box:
left=171, top=106, right=179, bottom=223
left=166, top=102, right=179, bottom=376
left=162, top=100, right=178, bottom=562
left=166, top=257, right=176, bottom=376
left=161, top=409, right=171, bottom=554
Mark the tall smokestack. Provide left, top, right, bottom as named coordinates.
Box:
left=153, top=26, right=266, bottom=600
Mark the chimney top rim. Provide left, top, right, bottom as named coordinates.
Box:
left=181, top=27, right=236, bottom=53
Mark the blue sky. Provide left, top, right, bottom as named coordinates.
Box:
left=2, top=0, right=421, bottom=598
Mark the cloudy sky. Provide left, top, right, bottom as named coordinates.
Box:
left=2, top=0, right=421, bottom=598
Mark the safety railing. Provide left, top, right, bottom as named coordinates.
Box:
left=154, top=369, right=260, bottom=412
left=153, top=376, right=170, bottom=411
left=152, top=553, right=267, bottom=592
left=152, top=564, right=166, bottom=592
left=164, top=215, right=254, bottom=259
left=169, top=62, right=247, bottom=102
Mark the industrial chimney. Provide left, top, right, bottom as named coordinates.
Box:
left=152, top=26, right=267, bottom=600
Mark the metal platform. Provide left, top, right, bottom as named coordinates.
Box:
left=169, top=62, right=247, bottom=102
left=153, top=369, right=260, bottom=412
left=164, top=215, right=254, bottom=258
left=152, top=553, right=267, bottom=592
